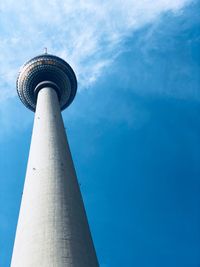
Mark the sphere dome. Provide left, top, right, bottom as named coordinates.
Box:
left=17, top=54, right=77, bottom=111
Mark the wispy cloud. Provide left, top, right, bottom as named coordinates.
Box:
left=0, top=0, right=193, bottom=101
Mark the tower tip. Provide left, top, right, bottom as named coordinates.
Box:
left=44, top=47, right=48, bottom=54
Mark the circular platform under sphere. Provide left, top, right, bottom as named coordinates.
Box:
left=17, top=54, right=77, bottom=111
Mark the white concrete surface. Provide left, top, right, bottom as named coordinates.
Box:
left=11, top=87, right=99, bottom=267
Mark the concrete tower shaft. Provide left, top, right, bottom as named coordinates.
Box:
left=11, top=55, right=99, bottom=267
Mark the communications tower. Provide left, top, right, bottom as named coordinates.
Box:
left=11, top=54, right=99, bottom=267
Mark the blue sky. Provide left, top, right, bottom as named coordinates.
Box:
left=0, top=1, right=200, bottom=266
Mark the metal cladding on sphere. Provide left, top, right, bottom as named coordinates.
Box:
left=17, top=54, right=77, bottom=111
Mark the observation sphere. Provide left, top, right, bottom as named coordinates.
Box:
left=17, top=54, right=77, bottom=112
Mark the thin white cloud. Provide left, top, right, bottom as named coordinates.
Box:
left=0, top=0, right=192, bottom=101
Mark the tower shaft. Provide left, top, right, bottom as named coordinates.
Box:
left=11, top=87, right=99, bottom=267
